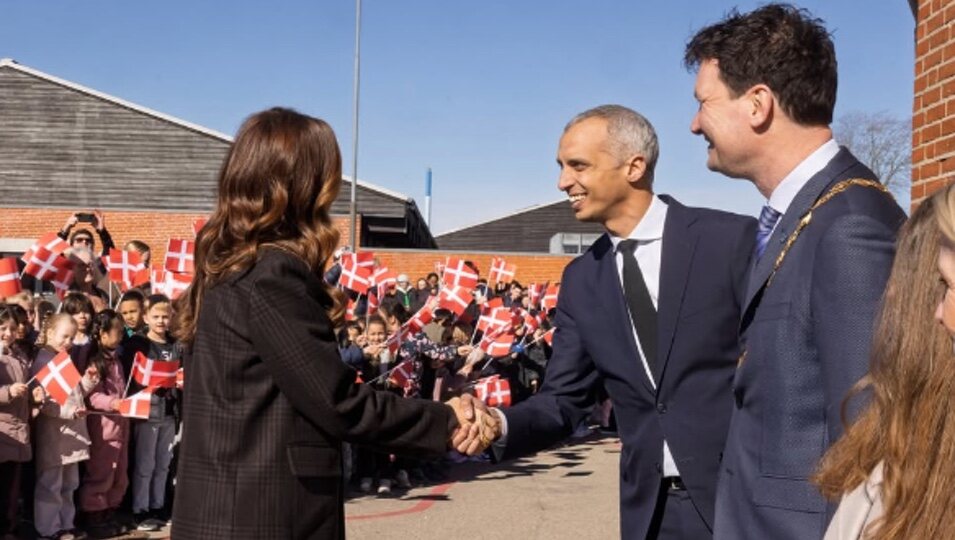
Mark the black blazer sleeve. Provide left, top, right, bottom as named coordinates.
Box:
left=247, top=253, right=456, bottom=457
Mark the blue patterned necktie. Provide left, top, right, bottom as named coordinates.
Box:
left=755, top=205, right=782, bottom=259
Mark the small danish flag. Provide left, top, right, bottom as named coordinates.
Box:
left=474, top=375, right=511, bottom=408
left=442, top=258, right=479, bottom=290
left=21, top=233, right=69, bottom=265
left=132, top=352, right=180, bottom=389
left=438, top=285, right=473, bottom=316
left=489, top=258, right=517, bottom=285
left=119, top=387, right=154, bottom=419
left=106, top=249, right=146, bottom=288
left=164, top=239, right=195, bottom=274
left=0, top=258, right=22, bottom=297
left=22, top=248, right=71, bottom=282
left=34, top=351, right=82, bottom=407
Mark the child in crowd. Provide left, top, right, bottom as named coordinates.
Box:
left=355, top=316, right=397, bottom=495
left=79, top=310, right=130, bottom=539
left=117, top=290, right=146, bottom=338
left=0, top=306, right=38, bottom=539
left=61, top=293, right=95, bottom=372
left=121, top=294, right=181, bottom=532
left=337, top=321, right=366, bottom=373
left=32, top=314, right=97, bottom=540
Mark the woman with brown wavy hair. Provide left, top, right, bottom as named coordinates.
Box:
left=814, top=191, right=955, bottom=539
left=170, top=108, right=495, bottom=539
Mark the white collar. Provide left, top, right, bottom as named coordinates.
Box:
left=609, top=195, right=668, bottom=251
left=767, top=139, right=840, bottom=215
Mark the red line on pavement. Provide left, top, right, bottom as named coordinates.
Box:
left=345, top=482, right=457, bottom=521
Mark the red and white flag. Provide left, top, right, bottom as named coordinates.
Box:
left=481, top=331, right=515, bottom=358
left=366, top=289, right=380, bottom=316
left=132, top=352, right=180, bottom=388
left=23, top=247, right=71, bottom=281
left=51, top=266, right=74, bottom=300
left=371, top=267, right=397, bottom=295
left=438, top=285, right=473, bottom=316
left=342, top=252, right=375, bottom=270
left=541, top=284, right=560, bottom=312
left=434, top=260, right=446, bottom=278
left=542, top=328, right=556, bottom=346
left=477, top=307, right=513, bottom=334
left=164, top=239, right=195, bottom=274
left=527, top=283, right=546, bottom=308
left=118, top=387, right=154, bottom=419
left=488, top=258, right=517, bottom=285
left=339, top=264, right=371, bottom=295
left=474, top=376, right=512, bottom=408
left=345, top=298, right=358, bottom=321
left=34, top=351, right=82, bottom=407
left=106, top=249, right=146, bottom=288
left=0, top=258, right=22, bottom=297
left=151, top=269, right=192, bottom=299
left=442, top=258, right=479, bottom=290
left=387, top=360, right=416, bottom=390
left=406, top=307, right=433, bottom=334
left=22, top=233, right=69, bottom=265
left=523, top=311, right=542, bottom=334
left=192, top=218, right=208, bottom=237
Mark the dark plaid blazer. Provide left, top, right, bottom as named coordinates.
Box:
left=172, top=247, right=455, bottom=539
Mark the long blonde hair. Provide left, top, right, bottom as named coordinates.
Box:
left=175, top=108, right=343, bottom=344
left=814, top=193, right=955, bottom=539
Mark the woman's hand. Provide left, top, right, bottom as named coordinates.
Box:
left=9, top=383, right=27, bottom=399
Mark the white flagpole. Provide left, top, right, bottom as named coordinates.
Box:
left=348, top=0, right=362, bottom=249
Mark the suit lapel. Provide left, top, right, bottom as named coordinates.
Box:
left=655, top=196, right=698, bottom=384
left=742, top=148, right=858, bottom=315
left=593, top=235, right=656, bottom=395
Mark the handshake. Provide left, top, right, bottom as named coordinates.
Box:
left=446, top=394, right=503, bottom=455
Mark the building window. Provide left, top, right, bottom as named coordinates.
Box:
left=550, top=232, right=601, bottom=255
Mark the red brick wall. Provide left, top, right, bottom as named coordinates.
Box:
left=372, top=250, right=573, bottom=285
left=0, top=207, right=357, bottom=265
left=912, top=0, right=955, bottom=203
left=0, top=208, right=571, bottom=281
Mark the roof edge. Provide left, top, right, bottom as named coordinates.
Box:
left=435, top=197, right=569, bottom=237
left=0, top=58, right=234, bottom=142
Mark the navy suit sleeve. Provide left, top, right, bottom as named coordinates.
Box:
left=812, top=213, right=896, bottom=443
left=501, top=270, right=601, bottom=460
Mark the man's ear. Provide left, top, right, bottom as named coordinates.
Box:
left=748, top=84, right=774, bottom=129
left=626, top=155, right=648, bottom=186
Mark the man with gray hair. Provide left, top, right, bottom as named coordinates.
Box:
left=463, top=104, right=757, bottom=539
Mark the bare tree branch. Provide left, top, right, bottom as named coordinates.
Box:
left=834, top=111, right=911, bottom=198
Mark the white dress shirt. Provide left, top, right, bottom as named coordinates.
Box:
left=766, top=139, right=841, bottom=223
left=607, top=195, right=679, bottom=477
left=495, top=196, right=679, bottom=477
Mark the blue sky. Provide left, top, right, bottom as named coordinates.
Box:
left=1, top=1, right=915, bottom=234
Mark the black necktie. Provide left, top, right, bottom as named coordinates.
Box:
left=618, top=239, right=658, bottom=381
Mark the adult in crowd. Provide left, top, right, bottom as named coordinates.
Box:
left=814, top=193, right=955, bottom=539
left=683, top=5, right=905, bottom=538
left=471, top=104, right=756, bottom=539
left=170, top=107, right=497, bottom=539
left=394, top=274, right=416, bottom=310
left=58, top=210, right=115, bottom=273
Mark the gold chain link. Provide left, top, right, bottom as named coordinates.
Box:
left=737, top=178, right=892, bottom=368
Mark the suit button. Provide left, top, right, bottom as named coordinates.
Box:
left=733, top=388, right=743, bottom=408
left=656, top=403, right=667, bottom=414
left=655, top=463, right=662, bottom=473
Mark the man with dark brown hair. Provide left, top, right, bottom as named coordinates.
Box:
left=684, top=5, right=905, bottom=539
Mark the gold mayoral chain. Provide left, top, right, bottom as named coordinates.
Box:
left=737, top=178, right=893, bottom=368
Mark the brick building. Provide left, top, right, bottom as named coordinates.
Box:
left=0, top=58, right=436, bottom=259
left=0, top=58, right=575, bottom=284
left=911, top=0, right=955, bottom=202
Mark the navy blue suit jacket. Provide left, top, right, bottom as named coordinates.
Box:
left=713, top=149, right=906, bottom=540
left=502, top=197, right=756, bottom=539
